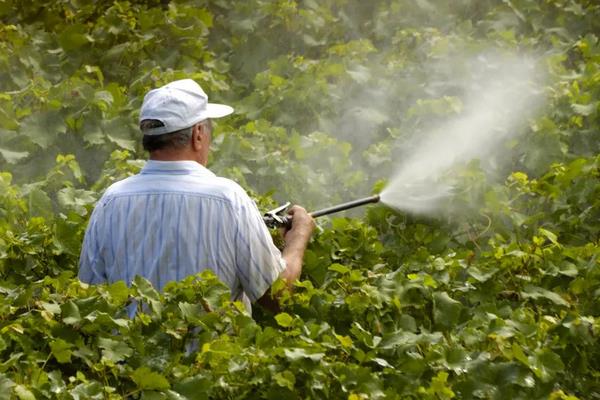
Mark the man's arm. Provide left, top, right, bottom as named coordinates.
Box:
left=279, top=205, right=314, bottom=286
left=257, top=205, right=314, bottom=311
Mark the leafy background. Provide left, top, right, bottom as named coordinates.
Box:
left=0, top=0, right=599, bottom=399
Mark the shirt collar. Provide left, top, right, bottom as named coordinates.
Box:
left=140, top=160, right=216, bottom=177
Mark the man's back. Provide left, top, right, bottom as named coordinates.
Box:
left=79, top=78, right=314, bottom=312
left=78, top=160, right=286, bottom=306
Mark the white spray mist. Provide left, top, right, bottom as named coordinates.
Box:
left=380, top=53, right=545, bottom=215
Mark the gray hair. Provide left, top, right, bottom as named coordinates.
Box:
left=141, top=120, right=193, bottom=152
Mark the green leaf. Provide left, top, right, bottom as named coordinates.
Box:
left=571, top=103, right=596, bottom=116
left=41, top=302, right=60, bottom=314
left=98, top=337, right=133, bottom=363
left=284, top=348, right=325, bottom=362
left=61, top=301, right=82, bottom=325
left=274, top=371, right=296, bottom=390
left=14, top=385, right=35, bottom=400
left=107, top=280, right=130, bottom=305
left=103, top=116, right=136, bottom=150
left=57, top=188, right=97, bottom=216
left=557, top=262, right=578, bottom=277
left=433, top=292, right=463, bottom=327
left=0, top=352, right=23, bottom=372
left=0, top=147, right=28, bottom=163
left=70, top=381, right=103, bottom=400
left=173, top=375, right=211, bottom=399
left=50, top=338, right=73, bottom=363
left=275, top=312, right=294, bottom=327
left=538, top=228, right=559, bottom=246
left=521, top=285, right=569, bottom=307
left=94, top=90, right=113, bottom=110
left=58, top=24, right=91, bottom=51
left=54, top=218, right=85, bottom=255
left=28, top=187, right=53, bottom=219
left=83, top=128, right=105, bottom=145
left=131, top=367, right=170, bottom=391
left=0, top=374, right=15, bottom=400
left=511, top=343, right=530, bottom=367
left=19, top=111, right=67, bottom=149
left=179, top=302, right=204, bottom=321
left=467, top=266, right=497, bottom=282
left=531, top=349, right=565, bottom=381
left=430, top=371, right=455, bottom=399
left=328, top=263, right=351, bottom=274
left=133, top=276, right=161, bottom=300
left=380, top=330, right=443, bottom=350
left=107, top=134, right=136, bottom=151
left=47, top=370, right=66, bottom=396
left=372, top=357, right=393, bottom=368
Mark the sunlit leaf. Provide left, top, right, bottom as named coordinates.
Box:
left=131, top=367, right=170, bottom=390
left=0, top=148, right=28, bottom=163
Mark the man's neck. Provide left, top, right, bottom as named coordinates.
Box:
left=150, top=149, right=198, bottom=162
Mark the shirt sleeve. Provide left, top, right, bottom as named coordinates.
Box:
left=232, top=195, right=287, bottom=302
left=78, top=204, right=108, bottom=284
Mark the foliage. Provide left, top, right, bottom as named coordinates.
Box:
left=0, top=0, right=599, bottom=399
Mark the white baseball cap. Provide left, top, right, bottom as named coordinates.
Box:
left=139, top=79, right=234, bottom=135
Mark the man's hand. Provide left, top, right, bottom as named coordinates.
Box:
left=283, top=205, right=314, bottom=242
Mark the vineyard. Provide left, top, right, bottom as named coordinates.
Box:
left=0, top=0, right=599, bottom=399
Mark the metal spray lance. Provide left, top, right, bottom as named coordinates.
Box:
left=263, top=195, right=381, bottom=229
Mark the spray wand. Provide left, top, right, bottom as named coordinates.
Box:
left=263, top=195, right=381, bottom=229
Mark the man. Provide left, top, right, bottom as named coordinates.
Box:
left=79, top=79, right=314, bottom=311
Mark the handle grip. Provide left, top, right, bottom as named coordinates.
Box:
left=263, top=214, right=292, bottom=229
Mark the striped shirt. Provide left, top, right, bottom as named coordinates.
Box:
left=78, top=160, right=286, bottom=308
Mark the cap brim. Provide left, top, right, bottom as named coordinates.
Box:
left=206, top=103, right=234, bottom=118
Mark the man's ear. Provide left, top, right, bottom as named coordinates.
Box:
left=191, top=124, right=203, bottom=151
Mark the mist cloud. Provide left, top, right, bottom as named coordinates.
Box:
left=381, top=52, right=546, bottom=214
